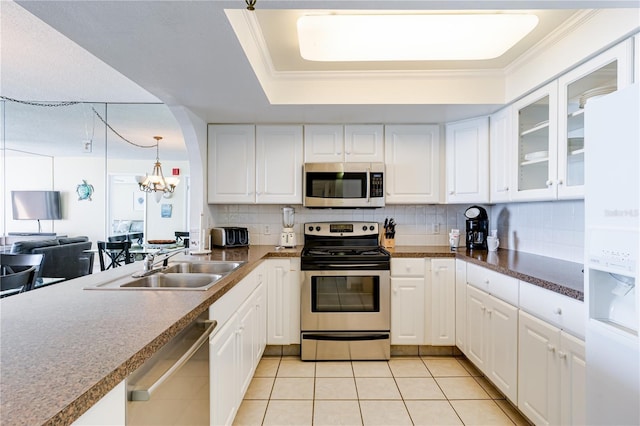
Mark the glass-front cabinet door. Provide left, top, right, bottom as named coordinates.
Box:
left=557, top=40, right=633, bottom=199
left=511, top=82, right=558, bottom=201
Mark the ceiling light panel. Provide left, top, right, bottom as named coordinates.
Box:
left=298, top=14, right=539, bottom=61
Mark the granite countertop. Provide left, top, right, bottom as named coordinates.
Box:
left=0, top=244, right=582, bottom=425
left=389, top=246, right=585, bottom=301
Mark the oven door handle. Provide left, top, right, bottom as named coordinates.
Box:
left=324, top=263, right=385, bottom=269
left=303, top=333, right=389, bottom=342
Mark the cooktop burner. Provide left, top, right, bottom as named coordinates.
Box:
left=301, top=222, right=391, bottom=270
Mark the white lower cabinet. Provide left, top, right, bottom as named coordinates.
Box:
left=466, top=285, right=518, bottom=402
left=210, top=266, right=266, bottom=426
left=454, top=259, right=467, bottom=352
left=518, top=310, right=586, bottom=426
left=71, top=381, right=126, bottom=425
left=266, top=258, right=302, bottom=345
left=391, top=258, right=426, bottom=345
left=390, top=257, right=456, bottom=346
left=428, top=258, right=455, bottom=345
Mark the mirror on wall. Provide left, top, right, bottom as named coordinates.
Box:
left=1, top=99, right=189, bottom=247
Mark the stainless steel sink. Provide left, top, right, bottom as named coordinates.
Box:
left=84, top=260, right=246, bottom=291
left=120, top=273, right=222, bottom=289
left=163, top=261, right=246, bottom=275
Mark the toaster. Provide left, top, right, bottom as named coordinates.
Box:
left=211, top=227, right=249, bottom=247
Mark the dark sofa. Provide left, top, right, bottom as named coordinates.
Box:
left=10, top=237, right=94, bottom=281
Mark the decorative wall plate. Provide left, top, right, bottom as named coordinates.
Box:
left=76, top=179, right=94, bottom=201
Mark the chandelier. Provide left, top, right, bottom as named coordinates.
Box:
left=136, top=136, right=179, bottom=198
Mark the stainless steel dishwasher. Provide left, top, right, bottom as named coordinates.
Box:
left=126, top=312, right=216, bottom=425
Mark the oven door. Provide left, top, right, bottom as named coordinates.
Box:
left=301, top=269, right=390, bottom=332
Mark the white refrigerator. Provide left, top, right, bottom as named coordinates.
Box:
left=584, top=83, right=639, bottom=425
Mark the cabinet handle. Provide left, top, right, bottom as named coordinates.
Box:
left=484, top=279, right=490, bottom=285
left=481, top=306, right=486, bottom=312
left=487, top=309, right=493, bottom=315
left=503, top=186, right=509, bottom=191
left=554, top=307, right=562, bottom=315
left=546, top=180, right=553, bottom=186
left=547, top=344, right=556, bottom=353
left=449, top=190, right=455, bottom=195
left=558, top=351, right=567, bottom=359
left=557, top=179, right=564, bottom=185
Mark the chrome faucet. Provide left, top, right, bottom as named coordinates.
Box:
left=142, top=254, right=155, bottom=272
left=132, top=247, right=184, bottom=278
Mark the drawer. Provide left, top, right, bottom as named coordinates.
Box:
left=519, top=280, right=585, bottom=339
left=466, top=263, right=518, bottom=306
left=391, top=258, right=426, bottom=277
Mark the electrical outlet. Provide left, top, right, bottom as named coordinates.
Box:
left=82, top=140, right=92, bottom=153
left=431, top=223, right=440, bottom=234
left=263, top=225, right=270, bottom=235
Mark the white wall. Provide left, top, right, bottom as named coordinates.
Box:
left=2, top=152, right=190, bottom=247
left=211, top=200, right=584, bottom=264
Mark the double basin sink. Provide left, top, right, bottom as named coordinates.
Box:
left=86, top=261, right=246, bottom=291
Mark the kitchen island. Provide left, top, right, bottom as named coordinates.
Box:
left=0, top=245, right=582, bottom=425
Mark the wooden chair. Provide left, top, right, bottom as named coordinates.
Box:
left=97, top=241, right=132, bottom=271
left=1, top=253, right=45, bottom=292
left=1, top=266, right=38, bottom=298
left=175, top=231, right=190, bottom=248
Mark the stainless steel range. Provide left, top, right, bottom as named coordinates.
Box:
left=300, top=221, right=391, bottom=361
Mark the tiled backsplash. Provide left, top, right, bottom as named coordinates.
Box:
left=210, top=199, right=584, bottom=263
left=490, top=200, right=584, bottom=263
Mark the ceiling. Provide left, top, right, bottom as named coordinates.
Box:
left=2, top=0, right=638, bottom=158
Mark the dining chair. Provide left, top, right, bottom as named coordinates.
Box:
left=175, top=231, right=190, bottom=248
left=97, top=241, right=133, bottom=271
left=1, top=253, right=45, bottom=292
left=1, top=266, right=38, bottom=298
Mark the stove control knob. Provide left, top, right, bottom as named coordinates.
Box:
left=315, top=226, right=321, bottom=232
left=362, top=225, right=368, bottom=231
left=369, top=225, right=375, bottom=231
left=308, top=226, right=314, bottom=232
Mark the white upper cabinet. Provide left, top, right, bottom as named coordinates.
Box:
left=304, top=124, right=383, bottom=163
left=556, top=40, right=633, bottom=200
left=445, top=117, right=489, bottom=203
left=303, top=125, right=344, bottom=163
left=509, top=40, right=633, bottom=202
left=384, top=124, right=441, bottom=204
left=511, top=82, right=559, bottom=201
left=208, top=124, right=256, bottom=203
left=208, top=124, right=303, bottom=204
left=489, top=107, right=512, bottom=203
left=344, top=125, right=384, bottom=162
left=256, top=125, right=303, bottom=204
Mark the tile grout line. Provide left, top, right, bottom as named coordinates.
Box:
left=245, top=355, right=526, bottom=426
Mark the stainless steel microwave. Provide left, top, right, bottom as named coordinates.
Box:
left=303, top=162, right=385, bottom=208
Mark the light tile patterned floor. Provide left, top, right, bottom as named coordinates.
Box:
left=233, top=355, right=532, bottom=426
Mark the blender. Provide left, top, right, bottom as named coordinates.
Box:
left=279, top=206, right=296, bottom=247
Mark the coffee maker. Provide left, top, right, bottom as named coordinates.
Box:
left=464, top=205, right=489, bottom=250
